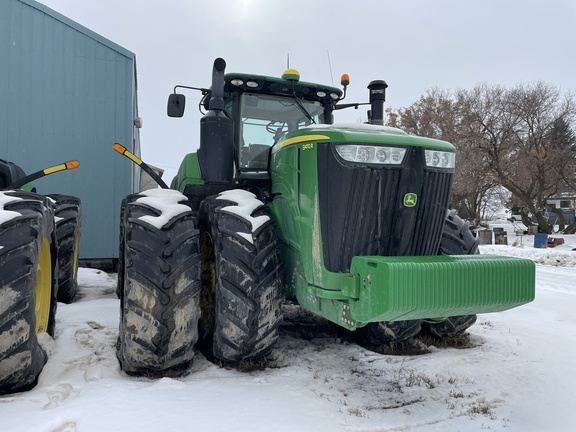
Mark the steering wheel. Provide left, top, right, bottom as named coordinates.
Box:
left=266, top=121, right=289, bottom=142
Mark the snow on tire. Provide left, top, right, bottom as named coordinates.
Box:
left=424, top=209, right=479, bottom=338
left=199, top=190, right=283, bottom=363
left=48, top=194, right=81, bottom=303
left=0, top=191, right=58, bottom=394
left=116, top=189, right=201, bottom=376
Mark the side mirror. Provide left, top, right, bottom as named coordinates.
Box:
left=167, top=93, right=186, bottom=117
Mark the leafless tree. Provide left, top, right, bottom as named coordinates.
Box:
left=388, top=82, right=576, bottom=233
left=460, top=82, right=576, bottom=233
left=387, top=88, right=497, bottom=225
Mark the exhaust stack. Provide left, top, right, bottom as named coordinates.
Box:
left=367, top=80, right=388, bottom=126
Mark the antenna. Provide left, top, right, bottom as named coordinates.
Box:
left=287, top=53, right=290, bottom=69
left=327, top=50, right=334, bottom=86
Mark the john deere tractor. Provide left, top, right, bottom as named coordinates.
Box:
left=115, top=58, right=534, bottom=375
left=0, top=159, right=81, bottom=394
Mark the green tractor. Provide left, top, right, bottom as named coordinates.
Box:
left=0, top=159, right=81, bottom=394
left=115, top=58, right=534, bottom=375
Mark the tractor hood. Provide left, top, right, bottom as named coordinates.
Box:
left=272, top=123, right=455, bottom=156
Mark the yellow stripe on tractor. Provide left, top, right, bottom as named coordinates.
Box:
left=272, top=134, right=330, bottom=154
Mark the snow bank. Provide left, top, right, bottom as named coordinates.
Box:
left=478, top=219, right=576, bottom=267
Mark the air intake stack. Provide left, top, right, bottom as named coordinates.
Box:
left=198, top=58, right=234, bottom=184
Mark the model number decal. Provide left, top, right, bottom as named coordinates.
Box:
left=302, top=143, right=314, bottom=151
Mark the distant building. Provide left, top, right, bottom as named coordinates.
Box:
left=547, top=193, right=576, bottom=225
left=548, top=193, right=576, bottom=211
left=1, top=0, right=142, bottom=266
left=140, top=165, right=164, bottom=191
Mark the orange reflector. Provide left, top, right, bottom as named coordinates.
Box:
left=114, top=143, right=143, bottom=165
left=114, top=143, right=127, bottom=154
left=66, top=160, right=80, bottom=170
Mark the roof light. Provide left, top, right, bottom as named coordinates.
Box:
left=316, top=91, right=327, bottom=98
left=231, top=79, right=244, bottom=86
left=246, top=81, right=259, bottom=88
left=330, top=92, right=340, bottom=100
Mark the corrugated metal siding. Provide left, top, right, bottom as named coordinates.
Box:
left=0, top=0, right=140, bottom=259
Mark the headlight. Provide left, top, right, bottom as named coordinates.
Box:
left=425, top=150, right=455, bottom=168
left=335, top=145, right=407, bottom=165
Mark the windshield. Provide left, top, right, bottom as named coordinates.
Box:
left=239, top=93, right=324, bottom=169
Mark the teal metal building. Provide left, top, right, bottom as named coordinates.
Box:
left=0, top=0, right=141, bottom=265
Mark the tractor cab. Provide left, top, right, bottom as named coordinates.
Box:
left=217, top=70, right=342, bottom=175
left=168, top=61, right=343, bottom=194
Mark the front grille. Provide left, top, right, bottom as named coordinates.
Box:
left=317, top=145, right=453, bottom=273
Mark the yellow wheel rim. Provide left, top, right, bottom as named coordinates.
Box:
left=72, top=229, right=80, bottom=279
left=35, top=237, right=52, bottom=333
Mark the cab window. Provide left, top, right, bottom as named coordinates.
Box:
left=239, top=94, right=324, bottom=170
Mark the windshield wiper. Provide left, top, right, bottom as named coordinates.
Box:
left=291, top=93, right=316, bottom=125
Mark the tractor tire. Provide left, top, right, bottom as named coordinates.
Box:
left=438, top=209, right=479, bottom=255
left=355, top=319, right=423, bottom=346
left=48, top=194, right=81, bottom=303
left=425, top=314, right=478, bottom=338
left=116, top=198, right=127, bottom=299
left=425, top=209, right=479, bottom=338
left=199, top=190, right=283, bottom=363
left=0, top=191, right=58, bottom=395
left=116, top=189, right=201, bottom=376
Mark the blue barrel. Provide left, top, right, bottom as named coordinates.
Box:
left=534, top=233, right=548, bottom=248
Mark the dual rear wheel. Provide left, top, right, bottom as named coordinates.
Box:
left=116, top=189, right=282, bottom=375
left=0, top=191, right=59, bottom=395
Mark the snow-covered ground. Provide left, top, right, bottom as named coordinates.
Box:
left=1, top=227, right=575, bottom=432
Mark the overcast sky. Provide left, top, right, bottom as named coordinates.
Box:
left=39, top=0, right=576, bottom=181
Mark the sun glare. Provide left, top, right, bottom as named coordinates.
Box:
left=240, top=0, right=252, bottom=19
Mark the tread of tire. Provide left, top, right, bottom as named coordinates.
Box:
left=116, top=192, right=201, bottom=376
left=439, top=209, right=479, bottom=255
left=201, top=194, right=283, bottom=363
left=48, top=194, right=81, bottom=303
left=356, top=319, right=423, bottom=345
